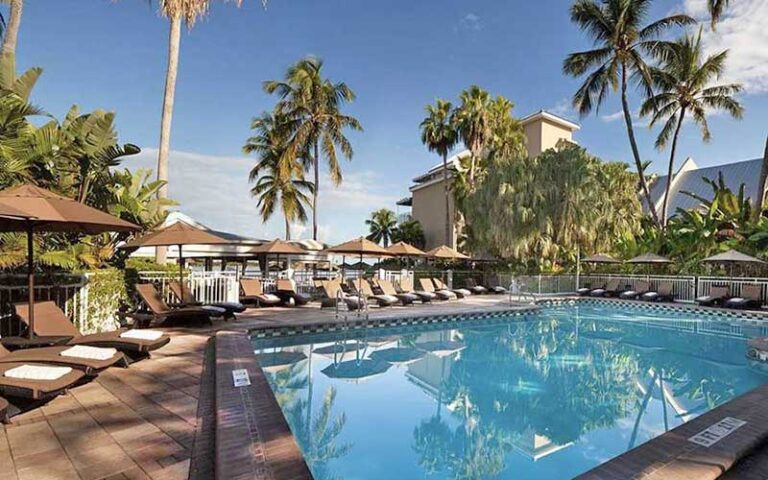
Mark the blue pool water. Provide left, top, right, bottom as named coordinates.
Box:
left=252, top=305, right=768, bottom=479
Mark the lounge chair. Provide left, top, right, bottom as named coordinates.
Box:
left=14, top=302, right=170, bottom=358
left=275, top=279, right=311, bottom=306
left=396, top=278, right=435, bottom=303
left=0, top=338, right=127, bottom=376
left=465, top=278, right=488, bottom=295
left=577, top=282, right=597, bottom=296
left=0, top=363, right=86, bottom=402
left=168, top=281, right=245, bottom=320
left=318, top=280, right=363, bottom=310
left=725, top=284, right=763, bottom=310
left=376, top=279, right=418, bottom=306
left=619, top=281, right=651, bottom=300
left=433, top=278, right=471, bottom=298
left=419, top=278, right=457, bottom=300
left=0, top=396, right=6, bottom=423
left=486, top=275, right=508, bottom=294
left=591, top=279, right=620, bottom=297
left=134, top=283, right=214, bottom=326
left=239, top=278, right=282, bottom=307
left=641, top=282, right=675, bottom=302
left=346, top=279, right=398, bottom=307
left=696, top=285, right=730, bottom=307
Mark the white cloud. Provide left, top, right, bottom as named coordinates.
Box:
left=126, top=148, right=397, bottom=244
left=459, top=13, right=482, bottom=31
left=548, top=98, right=577, bottom=120
left=600, top=110, right=625, bottom=123
left=684, top=0, right=768, bottom=94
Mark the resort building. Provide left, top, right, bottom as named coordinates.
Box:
left=649, top=155, right=767, bottom=219
left=398, top=110, right=580, bottom=249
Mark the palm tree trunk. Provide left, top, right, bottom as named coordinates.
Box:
left=312, top=141, right=319, bottom=241
left=443, top=151, right=450, bottom=245
left=754, top=135, right=768, bottom=222
left=621, top=63, right=660, bottom=227
left=661, top=108, right=686, bottom=228
left=1, top=0, right=23, bottom=57
left=155, top=14, right=182, bottom=264
left=285, top=216, right=291, bottom=240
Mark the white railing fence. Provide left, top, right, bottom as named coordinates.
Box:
left=697, top=276, right=768, bottom=302
left=514, top=273, right=698, bottom=302
left=138, top=271, right=240, bottom=304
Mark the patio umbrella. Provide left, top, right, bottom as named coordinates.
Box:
left=121, top=220, right=231, bottom=285
left=627, top=253, right=673, bottom=279
left=702, top=249, right=766, bottom=277
left=324, top=237, right=392, bottom=293
left=0, top=203, right=36, bottom=220
left=0, top=184, right=140, bottom=338
left=385, top=241, right=425, bottom=257
left=251, top=239, right=305, bottom=277
left=424, top=245, right=470, bottom=260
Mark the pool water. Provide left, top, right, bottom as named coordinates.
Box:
left=252, top=305, right=768, bottom=480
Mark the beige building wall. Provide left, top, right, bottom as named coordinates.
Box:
left=412, top=179, right=457, bottom=249
left=523, top=115, right=576, bottom=158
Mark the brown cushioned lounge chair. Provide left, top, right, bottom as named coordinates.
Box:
left=275, top=279, right=311, bottom=306
left=0, top=396, right=7, bottom=422
left=321, top=279, right=364, bottom=310
left=0, top=363, right=85, bottom=402
left=14, top=302, right=170, bottom=357
left=725, top=284, right=763, bottom=310
left=696, top=285, right=730, bottom=307
left=377, top=279, right=418, bottom=306
left=432, top=278, right=471, bottom=298
left=465, top=278, right=488, bottom=294
left=346, top=279, right=398, bottom=307
left=135, top=283, right=213, bottom=326
left=168, top=281, right=245, bottom=320
left=0, top=340, right=127, bottom=376
left=396, top=278, right=435, bottom=303
left=641, top=282, right=675, bottom=302
left=419, top=278, right=457, bottom=300
left=239, top=278, right=282, bottom=307
left=619, top=281, right=651, bottom=300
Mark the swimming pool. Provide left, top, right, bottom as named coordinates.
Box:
left=252, top=303, right=768, bottom=479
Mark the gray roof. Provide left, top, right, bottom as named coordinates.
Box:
left=650, top=158, right=762, bottom=218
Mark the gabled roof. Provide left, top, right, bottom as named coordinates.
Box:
left=520, top=110, right=580, bottom=132
left=650, top=157, right=763, bottom=218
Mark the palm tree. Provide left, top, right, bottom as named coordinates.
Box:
left=420, top=99, right=457, bottom=245
left=244, top=112, right=314, bottom=239
left=264, top=56, right=362, bottom=241
left=365, top=208, right=398, bottom=247
left=1, top=0, right=20, bottom=56
left=641, top=29, right=743, bottom=226
left=452, top=85, right=493, bottom=189
left=563, top=0, right=694, bottom=228
left=152, top=0, right=258, bottom=261
left=708, top=0, right=729, bottom=27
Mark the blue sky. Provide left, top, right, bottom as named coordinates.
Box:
left=14, top=0, right=768, bottom=243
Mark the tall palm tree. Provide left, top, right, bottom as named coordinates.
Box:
left=1, top=0, right=20, bottom=56
left=452, top=85, right=493, bottom=189
left=264, top=56, right=362, bottom=241
left=152, top=0, right=258, bottom=261
left=641, top=29, right=743, bottom=226
left=365, top=208, right=398, bottom=247
left=563, top=0, right=694, bottom=228
left=708, top=0, right=729, bottom=27
left=244, top=112, right=314, bottom=239
left=420, top=99, right=457, bottom=245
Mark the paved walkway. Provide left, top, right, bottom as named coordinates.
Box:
left=0, top=296, right=520, bottom=480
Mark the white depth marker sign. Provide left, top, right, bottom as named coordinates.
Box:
left=688, top=417, right=746, bottom=447
left=232, top=369, right=251, bottom=387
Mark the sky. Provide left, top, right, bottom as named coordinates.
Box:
left=13, top=0, right=768, bottom=243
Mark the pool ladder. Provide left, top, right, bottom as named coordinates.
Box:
left=334, top=288, right=369, bottom=327
left=509, top=282, right=536, bottom=305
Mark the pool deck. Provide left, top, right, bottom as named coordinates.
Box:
left=0, top=296, right=529, bottom=480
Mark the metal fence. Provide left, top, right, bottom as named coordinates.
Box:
left=697, top=276, right=768, bottom=303
left=138, top=271, right=240, bottom=304
left=512, top=273, right=698, bottom=302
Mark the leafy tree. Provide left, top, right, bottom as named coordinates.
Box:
left=264, top=56, right=362, bottom=240
left=641, top=28, right=743, bottom=226
left=708, top=0, right=729, bottom=28
left=244, top=112, right=314, bottom=239
left=365, top=208, right=398, bottom=247
left=392, top=217, right=425, bottom=249
left=452, top=85, right=494, bottom=189
left=420, top=99, right=458, bottom=245
left=563, top=0, right=694, bottom=227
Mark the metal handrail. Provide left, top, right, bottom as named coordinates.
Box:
left=335, top=287, right=344, bottom=320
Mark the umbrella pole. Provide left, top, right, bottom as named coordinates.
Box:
left=26, top=222, right=34, bottom=339
left=178, top=244, right=184, bottom=286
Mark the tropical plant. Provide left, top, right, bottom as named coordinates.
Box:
left=420, top=99, right=458, bottom=245
left=563, top=0, right=694, bottom=227
left=243, top=112, right=314, bottom=239
left=1, top=0, right=21, bottom=56
left=708, top=0, right=729, bottom=27
left=264, top=56, right=362, bottom=240
left=452, top=85, right=493, bottom=189
left=641, top=28, right=743, bottom=226
left=392, top=217, right=425, bottom=249
left=365, top=208, right=398, bottom=247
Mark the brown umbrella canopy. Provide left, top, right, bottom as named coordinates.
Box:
left=702, top=250, right=766, bottom=264
left=385, top=241, right=425, bottom=257
left=0, top=184, right=139, bottom=233
left=424, top=245, right=470, bottom=260
left=0, top=203, right=37, bottom=220
left=324, top=237, right=392, bottom=257
left=122, top=220, right=231, bottom=248
left=626, top=253, right=672, bottom=264
left=0, top=184, right=140, bottom=339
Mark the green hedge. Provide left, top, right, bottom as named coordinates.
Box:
left=70, top=269, right=129, bottom=334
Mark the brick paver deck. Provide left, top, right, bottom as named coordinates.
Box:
left=1, top=296, right=524, bottom=479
